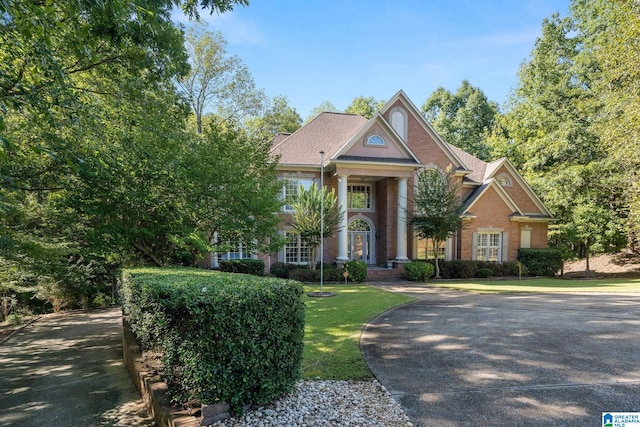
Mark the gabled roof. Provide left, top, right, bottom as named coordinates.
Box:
left=270, top=112, right=368, bottom=166
left=334, top=111, right=421, bottom=164
left=381, top=90, right=467, bottom=169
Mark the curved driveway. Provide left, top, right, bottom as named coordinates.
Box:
left=361, top=285, right=640, bottom=427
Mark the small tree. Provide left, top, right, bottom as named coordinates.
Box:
left=411, top=167, right=463, bottom=278
left=289, top=183, right=343, bottom=270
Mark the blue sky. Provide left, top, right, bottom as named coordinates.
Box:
left=173, top=0, right=571, bottom=120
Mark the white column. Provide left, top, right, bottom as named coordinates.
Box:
left=337, top=174, right=349, bottom=262
left=396, top=177, right=409, bottom=261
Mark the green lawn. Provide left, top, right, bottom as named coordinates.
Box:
left=431, top=277, right=640, bottom=293
left=302, top=284, right=414, bottom=380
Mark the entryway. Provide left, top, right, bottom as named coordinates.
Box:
left=348, top=218, right=375, bottom=265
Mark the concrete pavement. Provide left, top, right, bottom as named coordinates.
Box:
left=361, top=284, right=640, bottom=426
left=0, top=308, right=154, bottom=427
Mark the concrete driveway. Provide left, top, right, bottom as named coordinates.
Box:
left=0, top=308, right=154, bottom=427
left=361, top=285, right=640, bottom=427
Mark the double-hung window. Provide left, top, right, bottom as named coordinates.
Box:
left=284, top=231, right=310, bottom=264
left=282, top=178, right=314, bottom=212
left=347, top=184, right=372, bottom=210
left=476, top=232, right=502, bottom=262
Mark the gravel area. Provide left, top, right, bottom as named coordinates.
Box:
left=209, top=380, right=414, bottom=427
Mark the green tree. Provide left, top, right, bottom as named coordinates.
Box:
left=492, top=8, right=627, bottom=260
left=422, top=81, right=499, bottom=160
left=305, top=101, right=339, bottom=123
left=177, top=25, right=266, bottom=134
left=184, top=118, right=284, bottom=265
left=288, top=183, right=343, bottom=270
left=344, top=96, right=385, bottom=119
left=245, top=95, right=302, bottom=140
left=411, top=167, right=463, bottom=278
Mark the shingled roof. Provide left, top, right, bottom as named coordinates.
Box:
left=270, top=112, right=369, bottom=166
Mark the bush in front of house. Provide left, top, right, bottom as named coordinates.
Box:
left=518, top=248, right=563, bottom=277
left=476, top=267, right=493, bottom=278
left=405, top=261, right=435, bottom=282
left=344, top=260, right=367, bottom=282
left=120, top=267, right=305, bottom=414
left=219, top=259, right=265, bottom=276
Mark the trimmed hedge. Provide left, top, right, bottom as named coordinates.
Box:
left=422, top=260, right=528, bottom=279
left=405, top=261, right=435, bottom=282
left=344, top=260, right=367, bottom=282
left=219, top=259, right=265, bottom=276
left=518, top=248, right=563, bottom=277
left=120, top=267, right=305, bottom=414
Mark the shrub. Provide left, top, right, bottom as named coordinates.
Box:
left=270, top=262, right=288, bottom=278
left=344, top=260, right=367, bottom=282
left=437, top=260, right=477, bottom=279
left=219, top=259, right=265, bottom=276
left=518, top=248, right=563, bottom=277
left=476, top=267, right=493, bottom=278
left=405, top=262, right=435, bottom=282
left=286, top=265, right=344, bottom=282
left=120, top=267, right=305, bottom=414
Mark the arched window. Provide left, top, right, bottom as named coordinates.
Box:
left=390, top=108, right=407, bottom=141
left=496, top=174, right=512, bottom=187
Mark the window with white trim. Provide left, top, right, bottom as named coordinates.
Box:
left=348, top=184, right=372, bottom=210
left=476, top=232, right=502, bottom=262
left=218, top=242, right=255, bottom=262
left=284, top=231, right=310, bottom=264
left=281, top=178, right=314, bottom=212
left=416, top=238, right=446, bottom=260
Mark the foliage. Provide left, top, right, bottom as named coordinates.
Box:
left=245, top=95, right=302, bottom=140
left=422, top=80, right=499, bottom=160
left=430, top=260, right=526, bottom=279
left=288, top=264, right=344, bottom=282
left=490, top=2, right=634, bottom=260
left=344, top=260, right=367, bottom=282
left=518, top=248, right=563, bottom=277
left=120, top=267, right=305, bottom=414
left=404, top=262, right=435, bottom=282
left=476, top=268, right=493, bottom=278
left=411, top=167, right=463, bottom=278
left=305, top=101, right=339, bottom=123
left=344, top=96, right=385, bottom=119
left=302, top=284, right=414, bottom=379
left=177, top=25, right=266, bottom=134
left=0, top=0, right=260, bottom=313
left=288, top=182, right=343, bottom=270
left=218, top=259, right=265, bottom=276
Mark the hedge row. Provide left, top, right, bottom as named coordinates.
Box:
left=416, top=260, right=527, bottom=279
left=270, top=260, right=367, bottom=282
left=219, top=259, right=265, bottom=276
left=120, top=267, right=305, bottom=414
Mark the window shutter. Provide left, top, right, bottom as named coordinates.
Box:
left=502, top=232, right=509, bottom=262
left=471, top=232, right=478, bottom=260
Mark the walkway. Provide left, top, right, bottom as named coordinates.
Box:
left=362, top=284, right=640, bottom=426
left=0, top=308, right=154, bottom=427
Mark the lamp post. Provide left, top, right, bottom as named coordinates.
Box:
left=320, top=150, right=324, bottom=294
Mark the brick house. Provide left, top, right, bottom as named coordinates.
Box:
left=266, top=91, right=552, bottom=270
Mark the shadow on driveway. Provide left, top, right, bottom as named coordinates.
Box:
left=0, top=308, right=154, bottom=427
left=362, top=286, right=640, bottom=426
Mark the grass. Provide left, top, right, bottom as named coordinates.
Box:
left=431, top=277, right=640, bottom=293
left=301, top=284, right=414, bottom=380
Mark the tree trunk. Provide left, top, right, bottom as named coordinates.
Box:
left=133, top=241, right=164, bottom=267
left=433, top=239, right=441, bottom=279
left=309, top=245, right=319, bottom=270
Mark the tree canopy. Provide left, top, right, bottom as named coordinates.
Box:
left=422, top=81, right=499, bottom=160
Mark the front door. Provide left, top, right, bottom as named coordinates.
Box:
left=349, top=231, right=369, bottom=263
left=348, top=218, right=373, bottom=264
